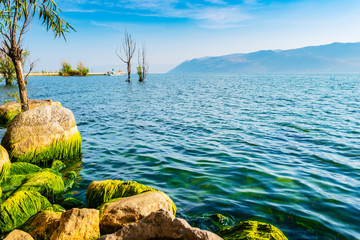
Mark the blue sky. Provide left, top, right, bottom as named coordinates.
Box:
left=23, top=0, right=360, bottom=73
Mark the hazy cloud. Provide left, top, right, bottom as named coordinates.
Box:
left=61, top=0, right=254, bottom=29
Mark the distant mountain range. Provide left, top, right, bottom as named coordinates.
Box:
left=168, top=42, right=360, bottom=74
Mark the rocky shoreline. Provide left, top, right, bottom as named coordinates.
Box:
left=0, top=100, right=288, bottom=240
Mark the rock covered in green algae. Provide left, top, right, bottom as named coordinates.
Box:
left=0, top=99, right=61, bottom=126
left=63, top=171, right=78, bottom=192
left=0, top=145, right=10, bottom=183
left=62, top=197, right=84, bottom=210
left=0, top=191, right=52, bottom=234
left=51, top=160, right=66, bottom=172
left=9, top=162, right=41, bottom=175
left=2, top=170, right=64, bottom=201
left=1, top=105, right=81, bottom=166
left=86, top=180, right=157, bottom=208
left=216, top=220, right=288, bottom=240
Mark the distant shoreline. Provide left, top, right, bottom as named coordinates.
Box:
left=27, top=72, right=108, bottom=77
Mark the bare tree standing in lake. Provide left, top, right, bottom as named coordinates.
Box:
left=116, top=30, right=136, bottom=82
left=137, top=44, right=148, bottom=82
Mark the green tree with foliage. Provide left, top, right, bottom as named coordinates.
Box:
left=59, top=61, right=88, bottom=76
left=59, top=61, right=72, bottom=75
left=0, top=0, right=74, bottom=111
left=77, top=62, right=89, bottom=76
left=0, top=52, right=15, bottom=85
left=0, top=49, right=35, bottom=85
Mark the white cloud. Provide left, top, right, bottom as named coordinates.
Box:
left=62, top=0, right=253, bottom=29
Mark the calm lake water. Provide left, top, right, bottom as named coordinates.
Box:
left=0, top=74, right=359, bottom=239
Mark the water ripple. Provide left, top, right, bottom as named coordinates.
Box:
left=1, top=74, right=359, bottom=239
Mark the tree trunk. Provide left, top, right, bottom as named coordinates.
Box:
left=13, top=59, right=29, bottom=111
left=127, top=62, right=131, bottom=82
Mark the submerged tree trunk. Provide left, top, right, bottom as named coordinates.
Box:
left=13, top=59, right=29, bottom=111
left=127, top=62, right=131, bottom=82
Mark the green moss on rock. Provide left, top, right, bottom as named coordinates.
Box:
left=0, top=146, right=10, bottom=183
left=1, top=170, right=64, bottom=202
left=0, top=191, right=52, bottom=234
left=1, top=174, right=27, bottom=199
left=63, top=171, right=78, bottom=192
left=17, top=171, right=64, bottom=202
left=9, top=162, right=41, bottom=176
left=49, top=204, right=66, bottom=212
left=216, top=220, right=288, bottom=240
left=9, top=132, right=82, bottom=167
left=86, top=180, right=156, bottom=208
left=1, top=105, right=82, bottom=167
left=62, top=197, right=84, bottom=210
left=51, top=160, right=66, bottom=172
left=0, top=106, right=20, bottom=127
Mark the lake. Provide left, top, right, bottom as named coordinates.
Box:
left=0, top=74, right=359, bottom=239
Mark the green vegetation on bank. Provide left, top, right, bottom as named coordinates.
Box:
left=59, top=61, right=89, bottom=76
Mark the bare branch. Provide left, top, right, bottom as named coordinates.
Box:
left=116, top=30, right=136, bottom=82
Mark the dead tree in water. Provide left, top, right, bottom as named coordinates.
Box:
left=116, top=30, right=136, bottom=82
left=137, top=44, right=148, bottom=82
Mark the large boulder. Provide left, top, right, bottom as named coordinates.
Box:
left=216, top=220, right=288, bottom=240
left=0, top=191, right=52, bottom=234
left=4, top=229, right=34, bottom=240
left=1, top=105, right=81, bottom=166
left=98, top=210, right=223, bottom=240
left=50, top=208, right=100, bottom=240
left=21, top=211, right=61, bottom=240
left=100, top=191, right=177, bottom=234
left=0, top=99, right=61, bottom=126
left=86, top=180, right=156, bottom=208
left=0, top=145, right=10, bottom=183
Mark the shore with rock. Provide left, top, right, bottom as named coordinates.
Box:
left=0, top=100, right=288, bottom=240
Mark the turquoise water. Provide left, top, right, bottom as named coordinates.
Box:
left=0, top=74, right=359, bottom=239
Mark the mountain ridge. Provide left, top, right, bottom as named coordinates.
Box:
left=168, top=42, right=360, bottom=74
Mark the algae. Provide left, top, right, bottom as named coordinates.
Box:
left=0, top=160, right=10, bottom=184
left=9, top=162, right=41, bottom=176
left=51, top=160, right=66, bottom=172
left=1, top=174, right=27, bottom=199
left=9, top=131, right=82, bottom=167
left=63, top=171, right=78, bottom=192
left=0, top=191, right=52, bottom=234
left=216, top=220, right=288, bottom=240
left=62, top=197, right=84, bottom=210
left=49, top=204, right=66, bottom=212
left=2, top=170, right=64, bottom=202
left=17, top=171, right=64, bottom=202
left=0, top=108, right=20, bottom=127
left=86, top=180, right=156, bottom=208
